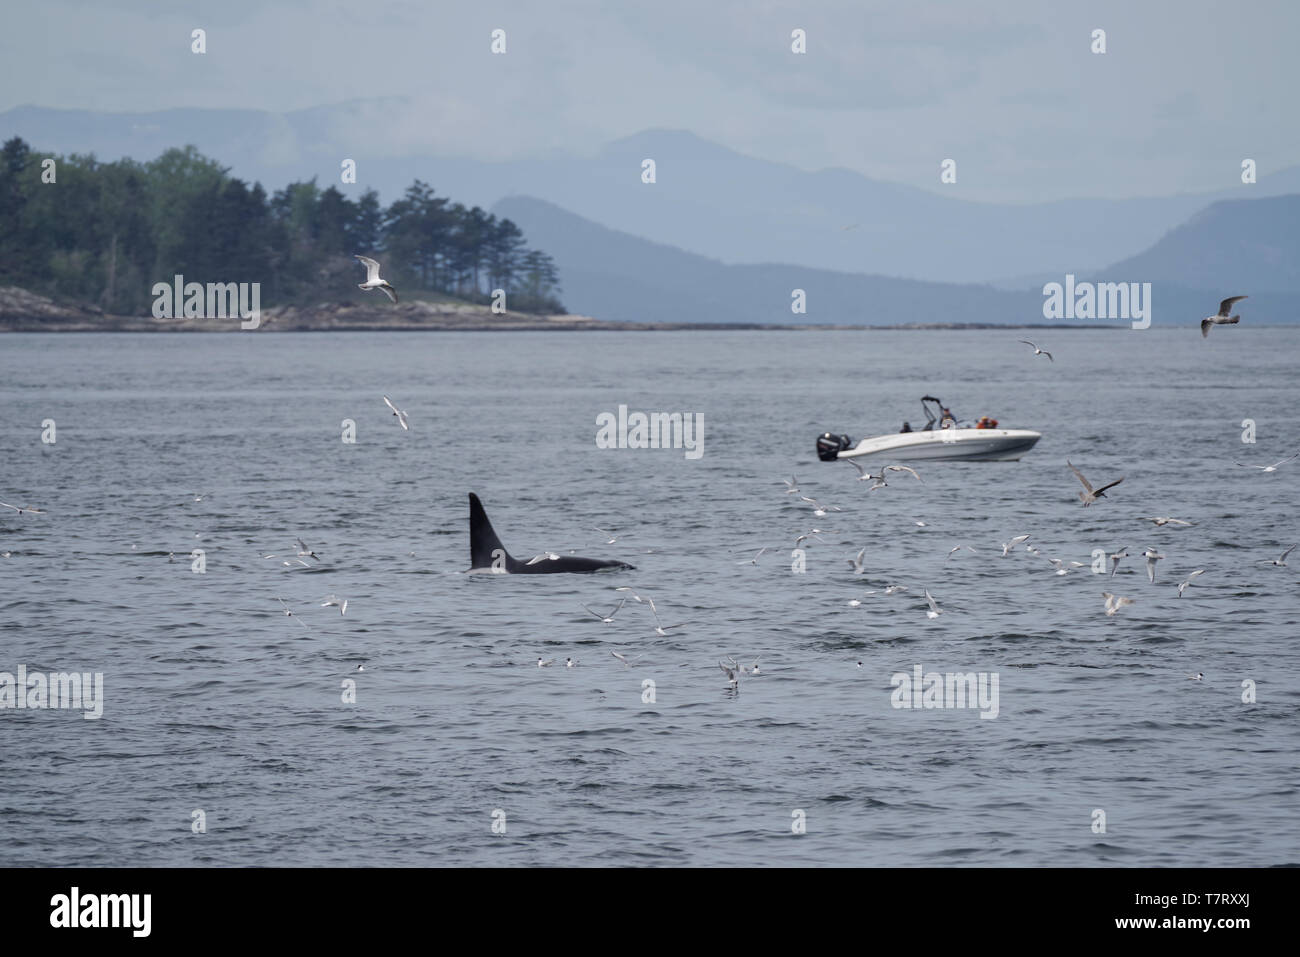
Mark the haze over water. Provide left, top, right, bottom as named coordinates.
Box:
left=1, top=328, right=1297, bottom=866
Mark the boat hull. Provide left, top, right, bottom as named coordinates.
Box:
left=836, top=429, right=1041, bottom=462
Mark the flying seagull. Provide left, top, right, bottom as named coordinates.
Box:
left=355, top=255, right=398, bottom=303
left=1201, top=295, right=1246, bottom=338
left=321, top=595, right=348, bottom=615
left=1260, top=544, right=1297, bottom=567
left=383, top=395, right=409, bottom=431
left=581, top=598, right=626, bottom=623
left=1234, top=451, right=1299, bottom=473
left=883, top=464, right=923, bottom=483
left=1102, top=592, right=1134, bottom=617
left=1142, top=517, right=1194, bottom=527
left=294, top=538, right=321, bottom=561
left=1142, top=547, right=1165, bottom=583
left=1001, top=534, right=1030, bottom=557
left=1067, top=459, right=1124, bottom=507
left=923, top=589, right=942, bottom=619
left=0, top=501, right=45, bottom=515
left=1177, top=570, right=1206, bottom=597
left=847, top=547, right=866, bottom=575
left=610, top=650, right=644, bottom=668
left=1109, top=546, right=1129, bottom=577
left=1018, top=339, right=1053, bottom=361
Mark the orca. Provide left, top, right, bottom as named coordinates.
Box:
left=467, top=493, right=634, bottom=574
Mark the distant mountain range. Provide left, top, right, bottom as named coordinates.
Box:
left=5, top=103, right=1300, bottom=287
left=3, top=102, right=1298, bottom=325
left=493, top=195, right=1300, bottom=326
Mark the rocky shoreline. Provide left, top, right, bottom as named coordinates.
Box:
left=0, top=286, right=1111, bottom=332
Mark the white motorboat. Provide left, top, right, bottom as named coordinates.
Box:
left=816, top=395, right=1041, bottom=463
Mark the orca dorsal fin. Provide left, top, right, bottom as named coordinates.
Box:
left=469, top=493, right=512, bottom=570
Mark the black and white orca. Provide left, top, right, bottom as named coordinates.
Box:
left=467, top=492, right=634, bottom=574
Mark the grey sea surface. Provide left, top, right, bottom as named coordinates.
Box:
left=0, top=328, right=1297, bottom=867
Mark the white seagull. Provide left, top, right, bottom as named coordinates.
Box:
left=355, top=254, right=398, bottom=302
left=537, top=657, right=555, bottom=668
left=321, top=594, right=348, bottom=615
left=1102, top=592, right=1134, bottom=617
left=923, top=589, right=942, bottom=619
left=1177, top=570, right=1206, bottom=597
left=1142, top=517, right=1194, bottom=527
left=1260, top=544, right=1297, bottom=567
left=1001, top=534, right=1030, bottom=557
left=383, top=395, right=409, bottom=430
left=946, top=545, right=977, bottom=561
left=295, top=538, right=320, bottom=561
left=1109, top=547, right=1129, bottom=577
left=1142, top=547, right=1165, bottom=583
left=737, top=547, right=767, bottom=566
left=1234, top=451, right=1299, bottom=473
left=1201, top=295, right=1246, bottom=338
left=581, top=598, right=626, bottom=623
left=1018, top=339, right=1053, bottom=361
left=847, top=547, right=866, bottom=575
left=0, top=501, right=45, bottom=515
left=610, top=650, right=644, bottom=668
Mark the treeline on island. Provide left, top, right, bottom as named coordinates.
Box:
left=0, top=136, right=564, bottom=316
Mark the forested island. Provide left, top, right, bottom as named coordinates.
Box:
left=0, top=136, right=566, bottom=326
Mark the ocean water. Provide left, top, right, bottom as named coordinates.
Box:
left=0, top=328, right=1297, bottom=867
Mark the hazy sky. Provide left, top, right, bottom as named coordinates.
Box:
left=4, top=0, right=1297, bottom=202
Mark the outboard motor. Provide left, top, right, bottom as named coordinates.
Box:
left=816, top=432, right=853, bottom=462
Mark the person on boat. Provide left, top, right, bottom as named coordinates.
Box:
left=939, top=406, right=956, bottom=429
left=900, top=421, right=913, bottom=433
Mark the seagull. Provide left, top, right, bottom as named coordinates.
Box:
left=321, top=595, right=348, bottom=615
left=1142, top=548, right=1165, bottom=583
left=275, top=598, right=313, bottom=633
left=846, top=460, right=885, bottom=483
left=719, top=660, right=740, bottom=689
left=847, top=547, right=866, bottom=574
left=800, top=496, right=842, bottom=517
left=781, top=476, right=800, bottom=495
left=592, top=527, right=622, bottom=544
left=1234, top=451, right=1299, bottom=473
left=946, top=545, right=977, bottom=561
left=1109, top=547, right=1129, bottom=577
left=1261, top=544, right=1297, bottom=567
left=580, top=598, right=626, bottom=623
left=1102, top=592, right=1135, bottom=617
left=1018, top=339, right=1053, bottom=362
left=382, top=395, right=409, bottom=430
left=648, top=603, right=685, bottom=637
left=921, top=589, right=942, bottom=619
left=794, top=529, right=830, bottom=547
left=737, top=547, right=767, bottom=566
left=524, top=552, right=561, bottom=565
left=846, top=592, right=877, bottom=607
left=883, top=464, right=923, bottom=483
left=1187, top=672, right=1204, bottom=681
left=0, top=501, right=45, bottom=515
left=1001, top=534, right=1030, bottom=557
left=884, top=584, right=909, bottom=595
left=1067, top=459, right=1124, bottom=507
left=537, top=657, right=555, bottom=668
left=1045, top=557, right=1086, bottom=576
left=294, top=538, right=320, bottom=561
left=1142, top=517, right=1194, bottom=527
left=1201, top=295, right=1246, bottom=338
left=1177, top=570, right=1206, bottom=597
left=565, top=657, right=578, bottom=668
left=355, top=254, right=398, bottom=302
left=610, top=650, right=644, bottom=668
